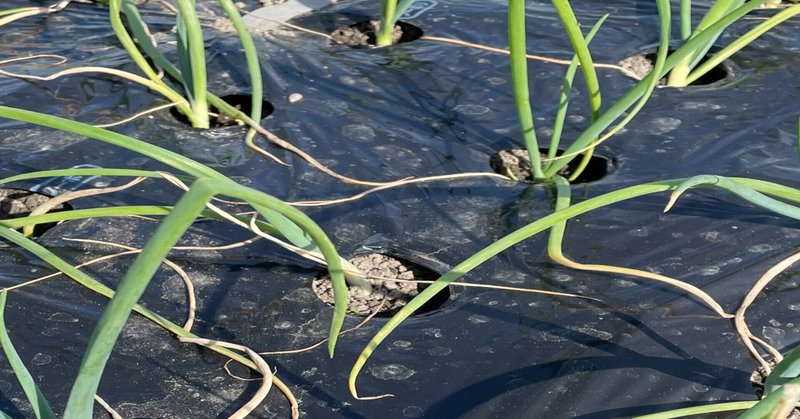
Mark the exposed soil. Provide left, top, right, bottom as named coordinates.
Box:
left=330, top=20, right=423, bottom=46
left=0, top=188, right=70, bottom=236
left=617, top=50, right=729, bottom=86
left=170, top=94, right=274, bottom=128
left=750, top=360, right=800, bottom=419
left=617, top=54, right=656, bottom=82
left=489, top=148, right=610, bottom=184
left=0, top=189, right=63, bottom=219
left=312, top=252, right=447, bottom=317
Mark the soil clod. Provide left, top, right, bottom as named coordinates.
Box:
left=0, top=188, right=71, bottom=236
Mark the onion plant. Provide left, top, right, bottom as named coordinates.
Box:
left=348, top=173, right=800, bottom=398
left=348, top=0, right=800, bottom=401
left=3, top=0, right=265, bottom=131
left=376, top=0, right=416, bottom=46
left=667, top=0, right=800, bottom=86
left=635, top=343, right=800, bottom=418
left=0, top=206, right=285, bottom=417
left=0, top=105, right=366, bottom=416
left=509, top=0, right=800, bottom=182
left=508, top=0, right=667, bottom=183
left=110, top=0, right=263, bottom=130
left=110, top=0, right=373, bottom=186
left=0, top=290, right=55, bottom=419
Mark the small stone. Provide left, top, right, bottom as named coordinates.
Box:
left=288, top=93, right=303, bottom=103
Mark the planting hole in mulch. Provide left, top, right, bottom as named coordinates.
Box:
left=312, top=252, right=450, bottom=317
left=330, top=20, right=424, bottom=47
left=489, top=149, right=612, bottom=184
left=170, top=94, right=274, bottom=128
left=750, top=359, right=800, bottom=418
left=0, top=188, right=72, bottom=237
left=618, top=50, right=730, bottom=86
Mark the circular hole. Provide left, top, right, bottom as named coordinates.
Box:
left=618, top=48, right=731, bottom=86
left=0, top=188, right=73, bottom=237
left=751, top=360, right=770, bottom=399
left=312, top=252, right=450, bottom=318
left=330, top=20, right=424, bottom=47
left=750, top=358, right=800, bottom=417
left=169, top=94, right=274, bottom=128
left=489, top=148, right=612, bottom=184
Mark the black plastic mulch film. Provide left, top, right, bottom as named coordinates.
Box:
left=1, top=0, right=800, bottom=417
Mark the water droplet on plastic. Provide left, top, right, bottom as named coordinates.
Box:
left=468, top=314, right=489, bottom=324
left=551, top=272, right=573, bottom=283
left=505, top=378, right=532, bottom=395
left=31, top=353, right=51, bottom=366
left=369, top=364, right=415, bottom=380
left=677, top=101, right=722, bottom=111
left=763, top=326, right=786, bottom=346
left=748, top=244, right=777, bottom=253
left=391, top=340, right=413, bottom=350
left=629, top=227, right=648, bottom=237
left=697, top=266, right=720, bottom=276
left=48, top=312, right=78, bottom=323
left=428, top=347, right=452, bottom=357
left=273, top=321, right=293, bottom=329
left=342, top=124, right=376, bottom=142
left=453, top=104, right=490, bottom=116
left=424, top=328, right=442, bottom=338
left=487, top=77, right=505, bottom=85
left=403, top=406, right=424, bottom=418
left=645, top=117, right=681, bottom=135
